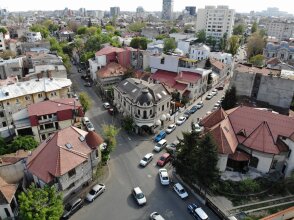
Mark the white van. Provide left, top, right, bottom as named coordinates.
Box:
left=195, top=207, right=208, bottom=220
left=154, top=139, right=167, bottom=152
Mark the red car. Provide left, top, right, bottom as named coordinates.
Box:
left=157, top=153, right=171, bottom=167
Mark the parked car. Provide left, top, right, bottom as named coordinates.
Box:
left=159, top=168, right=170, bottom=185
left=154, top=130, right=166, bottom=142
left=211, top=89, right=218, bottom=96
left=192, top=123, right=204, bottom=133
left=173, top=183, right=188, bottom=199
left=86, top=122, right=95, bottom=131
left=62, top=198, right=84, bottom=219
left=206, top=94, right=213, bottom=100
left=176, top=116, right=187, bottom=125
left=183, top=110, right=191, bottom=118
left=140, top=153, right=154, bottom=167
left=213, top=102, right=221, bottom=111
left=132, top=187, right=146, bottom=205
left=216, top=84, right=224, bottom=90
left=103, top=102, right=110, bottom=109
left=196, top=101, right=204, bottom=109
left=190, top=106, right=198, bottom=114
left=166, top=140, right=179, bottom=154
left=82, top=117, right=90, bottom=125
left=157, top=153, right=171, bottom=167
left=154, top=139, right=167, bottom=152
left=85, top=184, right=106, bottom=202
left=150, top=212, right=165, bottom=220
left=166, top=124, right=176, bottom=134
left=108, top=108, right=115, bottom=115
left=187, top=203, right=208, bottom=220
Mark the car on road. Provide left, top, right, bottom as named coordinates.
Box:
left=176, top=116, right=187, bottom=125
left=166, top=140, right=179, bottom=154
left=86, top=122, right=95, bottom=131
left=140, top=153, right=154, bottom=167
left=154, top=139, right=167, bottom=152
left=132, top=187, right=146, bottom=205
left=103, top=102, right=110, bottom=109
left=62, top=198, right=84, bottom=219
left=159, top=168, right=170, bottom=185
left=154, top=130, right=166, bottom=142
left=206, top=94, right=213, bottom=100
left=82, top=117, right=90, bottom=125
left=157, top=153, right=171, bottom=167
left=213, top=102, right=221, bottom=111
left=108, top=108, right=115, bottom=115
left=216, top=84, right=224, bottom=90
left=187, top=203, right=209, bottom=220
left=183, top=110, right=192, bottom=118
left=192, top=123, right=204, bottom=133
left=190, top=106, right=198, bottom=114
left=85, top=183, right=106, bottom=202
left=166, top=124, right=176, bottom=134
left=211, top=89, right=218, bottom=96
left=150, top=212, right=165, bottom=220
left=196, top=101, right=204, bottom=109
left=173, top=183, right=188, bottom=199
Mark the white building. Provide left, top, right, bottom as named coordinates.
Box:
left=0, top=33, right=5, bottom=52
left=149, top=54, right=179, bottom=73
left=147, top=40, right=164, bottom=55
left=114, top=78, right=171, bottom=134
left=189, top=44, right=210, bottom=60
left=0, top=57, right=24, bottom=80
left=209, top=52, right=233, bottom=65
left=162, top=0, right=174, bottom=20
left=196, top=5, right=235, bottom=43
left=266, top=21, right=294, bottom=41
left=25, top=32, right=42, bottom=42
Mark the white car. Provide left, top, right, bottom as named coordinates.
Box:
left=103, top=102, right=110, bottom=109
left=173, top=183, right=188, bottom=199
left=196, top=101, right=204, bottom=109
left=82, top=117, right=90, bottom=125
left=192, top=123, right=204, bottom=133
left=176, top=116, right=187, bottom=126
left=159, top=169, right=170, bottom=185
left=132, top=187, right=146, bottom=205
left=140, top=153, right=154, bottom=167
left=150, top=212, right=165, bottom=220
left=166, top=124, right=176, bottom=134
left=86, top=122, right=95, bottom=131
left=206, top=94, right=213, bottom=100
left=85, top=184, right=106, bottom=202
left=211, top=89, right=218, bottom=96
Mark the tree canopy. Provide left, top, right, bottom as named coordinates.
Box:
left=233, top=24, right=245, bottom=35
left=30, top=24, right=49, bottom=38
left=249, top=54, right=264, bottom=67
left=79, top=92, right=92, bottom=112
left=228, top=35, right=240, bottom=55
left=127, top=22, right=146, bottom=32
left=101, top=124, right=120, bottom=163
left=0, top=27, right=8, bottom=35
left=130, top=37, right=148, bottom=50
left=196, top=30, right=206, bottom=43
left=0, top=136, right=38, bottom=156
left=221, top=86, right=237, bottom=110
left=246, top=32, right=265, bottom=59
left=251, top=22, right=258, bottom=34
left=18, top=184, right=63, bottom=220
left=163, top=38, right=176, bottom=53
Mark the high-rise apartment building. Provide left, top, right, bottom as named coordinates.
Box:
left=196, top=5, right=235, bottom=43
left=266, top=20, right=294, bottom=41
left=162, top=0, right=174, bottom=20
left=185, top=6, right=196, bottom=16
left=110, top=7, right=120, bottom=17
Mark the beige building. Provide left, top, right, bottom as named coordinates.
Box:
left=266, top=21, right=294, bottom=41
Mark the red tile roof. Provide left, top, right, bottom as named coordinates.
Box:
left=173, top=82, right=187, bottom=91
left=211, top=59, right=225, bottom=70
left=95, top=46, right=125, bottom=56
left=0, top=150, right=30, bottom=166
left=27, top=126, right=98, bottom=183
left=175, top=71, right=202, bottom=84
left=28, top=98, right=81, bottom=116
left=200, top=108, right=227, bottom=128
left=0, top=176, right=17, bottom=204
left=96, top=62, right=127, bottom=79
left=229, top=151, right=250, bottom=161
left=150, top=70, right=177, bottom=88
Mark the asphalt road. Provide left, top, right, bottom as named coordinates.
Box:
left=69, top=65, right=225, bottom=220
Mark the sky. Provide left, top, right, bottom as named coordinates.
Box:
left=0, top=0, right=293, bottom=15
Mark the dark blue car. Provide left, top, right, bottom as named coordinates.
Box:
left=187, top=203, right=198, bottom=219
left=154, top=130, right=166, bottom=142
left=190, top=106, right=198, bottom=114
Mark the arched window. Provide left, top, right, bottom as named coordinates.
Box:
left=143, top=111, right=147, bottom=119
left=249, top=156, right=259, bottom=168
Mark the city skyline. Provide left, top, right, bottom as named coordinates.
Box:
left=0, top=0, right=293, bottom=15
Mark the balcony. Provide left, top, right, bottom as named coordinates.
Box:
left=38, top=115, right=57, bottom=124
left=39, top=126, right=57, bottom=134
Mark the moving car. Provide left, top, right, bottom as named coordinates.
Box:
left=62, top=198, right=84, bottom=219
left=157, top=153, right=171, bottom=167
left=159, top=168, right=170, bottom=185
left=176, top=116, right=187, bottom=125
left=206, top=94, right=213, bottom=100
left=190, top=106, right=198, bottom=114
left=196, top=101, right=204, bottom=109
left=154, top=139, right=167, bottom=152
left=173, top=183, right=188, bottom=199
left=166, top=124, right=176, bottom=134
left=132, top=187, right=146, bottom=205
left=82, top=117, right=90, bottom=125
left=86, top=122, right=95, bottom=131
left=103, top=102, right=110, bottom=109
left=154, top=130, right=166, bottom=142
left=187, top=203, right=209, bottom=220
left=85, top=184, right=106, bottom=202
left=150, top=212, right=165, bottom=220
left=140, top=153, right=154, bottom=167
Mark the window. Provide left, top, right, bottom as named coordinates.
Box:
left=2, top=121, right=7, bottom=127
left=160, top=57, right=165, bottom=64
left=6, top=102, right=9, bottom=106
left=271, top=160, right=278, bottom=169
left=4, top=208, right=11, bottom=217
left=68, top=168, right=76, bottom=178
left=0, top=111, right=4, bottom=117
left=143, top=110, right=147, bottom=119
left=150, top=109, right=152, bottom=115
left=288, top=150, right=292, bottom=158
left=44, top=123, right=54, bottom=129
left=38, top=93, right=43, bottom=98
left=95, top=149, right=99, bottom=158
left=41, top=134, right=46, bottom=140
left=16, top=99, right=19, bottom=103
left=162, top=105, right=164, bottom=111
left=249, top=157, right=259, bottom=168
left=67, top=182, right=75, bottom=190
left=167, top=102, right=169, bottom=108
left=25, top=96, right=30, bottom=100
left=137, top=109, right=140, bottom=115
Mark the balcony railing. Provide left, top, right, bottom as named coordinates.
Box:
left=38, top=116, right=57, bottom=123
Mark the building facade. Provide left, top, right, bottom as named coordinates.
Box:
left=263, top=41, right=294, bottom=64
left=25, top=32, right=42, bottom=42
left=162, top=0, right=174, bottom=20
left=189, top=44, right=210, bottom=60
left=196, top=5, right=235, bottom=43
left=110, top=7, right=120, bottom=17
left=185, top=6, right=196, bottom=16
left=266, top=21, right=294, bottom=41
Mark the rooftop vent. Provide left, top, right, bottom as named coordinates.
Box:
left=65, top=143, right=73, bottom=149
left=132, top=89, right=137, bottom=93
left=79, top=136, right=85, bottom=142
left=156, top=93, right=162, bottom=99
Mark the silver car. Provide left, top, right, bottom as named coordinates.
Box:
left=85, top=184, right=106, bottom=202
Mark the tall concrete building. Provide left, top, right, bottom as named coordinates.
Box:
left=196, top=5, right=235, bottom=43
left=266, top=20, right=294, bottom=41
left=162, top=0, right=174, bottom=20
left=185, top=6, right=196, bottom=16
left=110, top=7, right=120, bottom=17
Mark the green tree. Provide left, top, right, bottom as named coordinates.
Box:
left=221, top=86, right=237, bottom=110
left=228, top=35, right=240, bottom=55
left=77, top=26, right=88, bottom=35
left=80, top=51, right=95, bottom=63
left=101, top=124, right=120, bottom=163
left=127, top=22, right=146, bottom=32
left=205, top=58, right=212, bottom=69
left=18, top=184, right=63, bottom=220
left=0, top=137, right=6, bottom=155
left=155, top=34, right=169, bottom=40
left=122, top=115, right=134, bottom=133
left=219, top=33, right=228, bottom=51
left=246, top=32, right=265, bottom=58
left=233, top=24, right=245, bottom=35
left=206, top=36, right=216, bottom=50
left=0, top=27, right=8, bottom=34
left=30, top=24, right=49, bottom=38
left=105, top=25, right=115, bottom=33
left=249, top=54, right=264, bottom=67
left=251, top=21, right=258, bottom=34
left=79, top=92, right=92, bottom=112
left=84, top=35, right=102, bottom=52
left=196, top=30, right=206, bottom=43
left=163, top=38, right=176, bottom=53
left=9, top=136, right=38, bottom=152
left=130, top=37, right=148, bottom=50
left=169, top=27, right=179, bottom=34
left=86, top=26, right=98, bottom=36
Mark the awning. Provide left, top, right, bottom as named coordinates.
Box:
left=229, top=151, right=250, bottom=162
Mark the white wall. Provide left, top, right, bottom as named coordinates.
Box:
left=251, top=150, right=273, bottom=173
left=218, top=154, right=228, bottom=172
left=149, top=55, right=179, bottom=73
left=177, top=41, right=190, bottom=54
left=0, top=204, right=14, bottom=219
left=283, top=138, right=294, bottom=177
